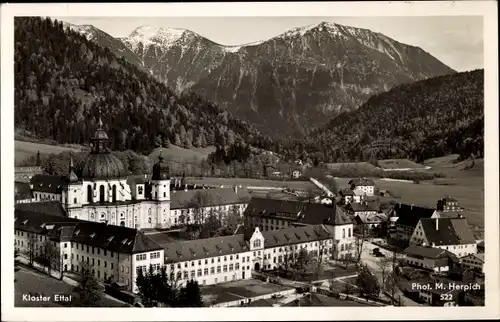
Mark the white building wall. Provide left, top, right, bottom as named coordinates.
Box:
left=132, top=249, right=165, bottom=293
left=460, top=254, right=484, bottom=272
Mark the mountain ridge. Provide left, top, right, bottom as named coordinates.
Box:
left=60, top=19, right=456, bottom=137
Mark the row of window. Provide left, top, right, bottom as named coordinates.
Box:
left=149, top=263, right=247, bottom=280
left=70, top=243, right=114, bottom=258
left=136, top=252, right=161, bottom=261
left=70, top=254, right=117, bottom=270
left=169, top=254, right=249, bottom=271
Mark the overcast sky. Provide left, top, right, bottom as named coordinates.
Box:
left=56, top=16, right=483, bottom=72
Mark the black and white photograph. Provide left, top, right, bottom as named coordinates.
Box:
left=1, top=1, right=499, bottom=321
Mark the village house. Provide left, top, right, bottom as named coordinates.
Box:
left=291, top=169, right=302, bottom=179
left=460, top=253, right=484, bottom=274
left=390, top=203, right=439, bottom=242
left=353, top=212, right=388, bottom=230
left=338, top=189, right=357, bottom=204
left=409, top=215, right=477, bottom=258
left=345, top=200, right=379, bottom=218
left=169, top=187, right=251, bottom=226
left=348, top=178, right=375, bottom=197
left=402, top=245, right=457, bottom=273
left=436, top=196, right=463, bottom=213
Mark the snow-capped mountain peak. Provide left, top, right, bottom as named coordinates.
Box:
left=127, top=25, right=188, bottom=47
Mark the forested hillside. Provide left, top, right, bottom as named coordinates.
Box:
left=14, top=17, right=271, bottom=154
left=278, top=69, right=484, bottom=163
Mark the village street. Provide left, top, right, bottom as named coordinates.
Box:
left=360, top=240, right=421, bottom=306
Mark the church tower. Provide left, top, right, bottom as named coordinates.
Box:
left=63, top=156, right=82, bottom=217
left=151, top=150, right=171, bottom=228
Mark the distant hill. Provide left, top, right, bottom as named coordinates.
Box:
left=14, top=17, right=269, bottom=156
left=283, top=69, right=484, bottom=163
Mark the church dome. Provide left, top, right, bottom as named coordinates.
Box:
left=76, top=104, right=127, bottom=180
left=76, top=153, right=128, bottom=180
left=152, top=151, right=170, bottom=181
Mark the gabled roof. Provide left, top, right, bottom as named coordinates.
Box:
left=339, top=189, right=355, bottom=196
left=348, top=178, right=375, bottom=186
left=462, top=253, right=484, bottom=262
left=14, top=209, right=162, bottom=254
left=15, top=201, right=66, bottom=217
left=419, top=217, right=476, bottom=246
left=404, top=245, right=456, bottom=260
left=170, top=188, right=251, bottom=210
left=261, top=225, right=332, bottom=248
left=244, top=198, right=352, bottom=226
left=15, top=181, right=33, bottom=200
left=348, top=202, right=379, bottom=213
left=356, top=212, right=388, bottom=224
left=161, top=234, right=249, bottom=263
left=393, top=203, right=436, bottom=228
left=30, top=174, right=66, bottom=193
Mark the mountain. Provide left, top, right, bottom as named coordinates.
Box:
left=112, top=21, right=456, bottom=137
left=14, top=17, right=270, bottom=156
left=62, top=22, right=144, bottom=68
left=283, top=69, right=484, bottom=163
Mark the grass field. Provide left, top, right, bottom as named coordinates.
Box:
left=189, top=177, right=316, bottom=190
left=15, top=140, right=87, bottom=166
left=324, top=162, right=379, bottom=172
left=377, top=159, right=427, bottom=170
left=331, top=154, right=484, bottom=228
left=149, top=145, right=215, bottom=164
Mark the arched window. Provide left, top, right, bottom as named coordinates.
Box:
left=348, top=228, right=352, bottom=237
left=342, top=229, right=345, bottom=238
left=148, top=208, right=152, bottom=217
left=87, top=185, right=92, bottom=203
left=99, top=185, right=105, bottom=203
left=73, top=198, right=77, bottom=204
left=112, top=185, right=117, bottom=203
left=148, top=217, right=152, bottom=224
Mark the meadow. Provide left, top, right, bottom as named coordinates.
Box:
left=189, top=177, right=317, bottom=191
left=15, top=140, right=86, bottom=166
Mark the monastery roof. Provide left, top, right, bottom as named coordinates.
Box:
left=14, top=209, right=162, bottom=254
left=261, top=224, right=333, bottom=248
left=162, top=234, right=249, bottom=264
left=30, top=174, right=66, bottom=193
left=15, top=201, right=66, bottom=217
left=244, top=197, right=352, bottom=226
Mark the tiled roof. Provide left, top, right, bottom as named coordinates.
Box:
left=462, top=253, right=484, bottom=262
left=348, top=202, right=379, bottom=212
left=404, top=245, right=456, bottom=260
left=339, top=189, right=355, bottom=196
left=419, top=217, right=476, bottom=246
left=348, top=178, right=375, bottom=186
left=15, top=201, right=66, bottom=217
left=393, top=203, right=436, bottom=228
left=15, top=181, right=34, bottom=200
left=30, top=174, right=66, bottom=193
left=162, top=234, right=249, bottom=264
left=14, top=209, right=162, bottom=254
left=170, top=188, right=251, bottom=209
left=355, top=212, right=388, bottom=224
left=244, top=197, right=352, bottom=226
left=261, top=225, right=332, bottom=248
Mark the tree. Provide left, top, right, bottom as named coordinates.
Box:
left=37, top=239, right=60, bottom=275
left=356, top=265, right=381, bottom=299
left=376, top=257, right=392, bottom=287
left=74, top=262, right=102, bottom=307
left=177, top=280, right=203, bottom=307
left=136, top=266, right=156, bottom=307
left=36, top=150, right=41, bottom=166
left=25, top=233, right=38, bottom=265
left=353, top=227, right=367, bottom=264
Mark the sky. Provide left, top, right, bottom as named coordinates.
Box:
left=56, top=16, right=484, bottom=72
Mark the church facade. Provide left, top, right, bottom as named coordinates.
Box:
left=60, top=115, right=172, bottom=230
